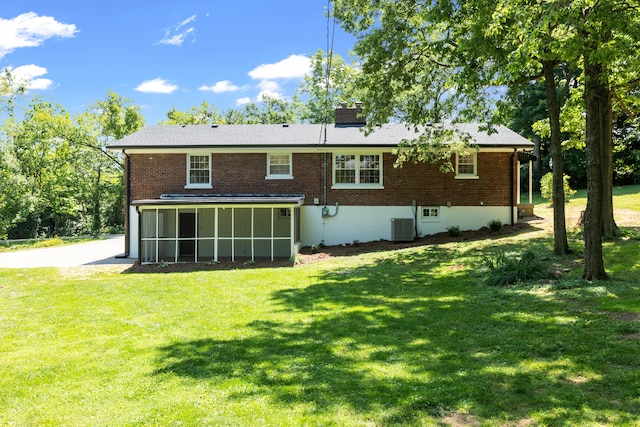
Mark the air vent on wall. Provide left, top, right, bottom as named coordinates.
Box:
left=391, top=218, right=415, bottom=242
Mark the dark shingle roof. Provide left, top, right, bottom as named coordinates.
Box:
left=108, top=123, right=533, bottom=150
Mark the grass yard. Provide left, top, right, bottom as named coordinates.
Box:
left=1, top=187, right=639, bottom=426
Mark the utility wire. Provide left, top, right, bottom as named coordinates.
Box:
left=320, top=0, right=337, bottom=145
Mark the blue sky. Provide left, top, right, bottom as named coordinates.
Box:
left=1, top=1, right=356, bottom=124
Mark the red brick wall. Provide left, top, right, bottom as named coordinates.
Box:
left=129, top=151, right=517, bottom=206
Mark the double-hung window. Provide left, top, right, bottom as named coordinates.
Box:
left=186, top=154, right=211, bottom=188
left=455, top=151, right=478, bottom=179
left=266, top=153, right=292, bottom=179
left=333, top=153, right=383, bottom=188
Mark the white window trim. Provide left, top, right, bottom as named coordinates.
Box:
left=331, top=152, right=384, bottom=189
left=455, top=151, right=479, bottom=180
left=421, top=206, right=441, bottom=222
left=265, top=153, right=293, bottom=180
left=185, top=153, right=212, bottom=189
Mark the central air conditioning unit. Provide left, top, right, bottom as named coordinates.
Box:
left=391, top=218, right=415, bottom=242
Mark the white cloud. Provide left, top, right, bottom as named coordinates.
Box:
left=3, top=64, right=53, bottom=90
left=0, top=12, right=77, bottom=59
left=256, top=80, right=284, bottom=101
left=257, top=79, right=281, bottom=92
left=235, top=97, right=252, bottom=105
left=135, top=78, right=179, bottom=94
left=245, top=55, right=310, bottom=103
left=257, top=89, right=285, bottom=101
left=199, top=80, right=240, bottom=93
left=158, top=15, right=196, bottom=46
left=248, top=54, right=311, bottom=80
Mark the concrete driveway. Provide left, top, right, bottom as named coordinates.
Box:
left=0, top=235, right=134, bottom=268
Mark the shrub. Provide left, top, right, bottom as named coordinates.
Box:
left=540, top=172, right=577, bottom=204
left=481, top=250, right=548, bottom=286
left=447, top=225, right=461, bottom=236
left=488, top=219, right=503, bottom=232
left=32, top=237, right=64, bottom=248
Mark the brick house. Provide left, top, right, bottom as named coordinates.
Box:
left=109, top=106, right=534, bottom=264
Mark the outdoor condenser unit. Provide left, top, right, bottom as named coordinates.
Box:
left=391, top=218, right=415, bottom=242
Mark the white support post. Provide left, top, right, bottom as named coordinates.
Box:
left=251, top=207, right=255, bottom=261
left=290, top=207, right=295, bottom=260
left=214, top=207, right=219, bottom=263
left=174, top=208, right=178, bottom=263
left=529, top=159, right=533, bottom=204
left=231, top=208, right=235, bottom=263
left=516, top=158, right=521, bottom=205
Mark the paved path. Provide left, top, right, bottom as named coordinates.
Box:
left=0, top=235, right=135, bottom=268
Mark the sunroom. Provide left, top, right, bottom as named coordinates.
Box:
left=133, top=194, right=304, bottom=264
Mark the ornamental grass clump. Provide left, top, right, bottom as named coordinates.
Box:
left=481, top=250, right=548, bottom=286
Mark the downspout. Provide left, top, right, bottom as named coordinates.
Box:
left=510, top=148, right=516, bottom=226
left=136, top=206, right=141, bottom=264
left=323, top=125, right=327, bottom=208
left=116, top=149, right=131, bottom=258
left=321, top=124, right=339, bottom=218
left=412, top=199, right=418, bottom=238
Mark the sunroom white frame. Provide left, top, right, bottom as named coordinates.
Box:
left=138, top=204, right=300, bottom=264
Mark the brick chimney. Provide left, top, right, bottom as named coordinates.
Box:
left=335, top=102, right=365, bottom=126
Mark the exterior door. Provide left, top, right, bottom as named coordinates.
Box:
left=179, top=212, right=196, bottom=257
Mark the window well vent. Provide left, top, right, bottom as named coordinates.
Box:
left=391, top=218, right=414, bottom=242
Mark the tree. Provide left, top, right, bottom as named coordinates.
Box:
left=574, top=0, right=640, bottom=279
left=160, top=101, right=223, bottom=125
left=294, top=49, right=363, bottom=123
left=163, top=97, right=298, bottom=126
left=333, top=0, right=640, bottom=279
left=81, top=91, right=144, bottom=234
left=0, top=69, right=32, bottom=238
left=0, top=148, right=33, bottom=238
left=11, top=100, right=83, bottom=236
left=333, top=0, right=573, bottom=255
left=244, top=96, right=297, bottom=124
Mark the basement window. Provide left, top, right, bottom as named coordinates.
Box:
left=421, top=207, right=440, bottom=222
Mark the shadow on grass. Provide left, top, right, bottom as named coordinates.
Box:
left=152, top=241, right=639, bottom=425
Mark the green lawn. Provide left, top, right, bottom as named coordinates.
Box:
left=1, top=188, right=639, bottom=426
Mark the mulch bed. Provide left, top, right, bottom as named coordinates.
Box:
left=125, top=220, right=536, bottom=273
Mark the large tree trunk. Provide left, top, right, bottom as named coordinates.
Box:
left=600, top=92, right=618, bottom=237
left=582, top=57, right=609, bottom=281
left=543, top=61, right=570, bottom=255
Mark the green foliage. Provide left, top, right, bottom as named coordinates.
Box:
left=161, top=96, right=298, bottom=125
left=293, top=49, right=363, bottom=124
left=488, top=219, right=503, bottom=232
left=481, top=250, right=549, bottom=286
left=160, top=100, right=223, bottom=125
left=0, top=90, right=143, bottom=238
left=613, top=117, right=640, bottom=185
left=540, top=172, right=576, bottom=204
left=0, top=148, right=34, bottom=238
left=30, top=237, right=64, bottom=248
left=446, top=225, right=461, bottom=236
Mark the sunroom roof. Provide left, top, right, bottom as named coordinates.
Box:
left=132, top=193, right=305, bottom=206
